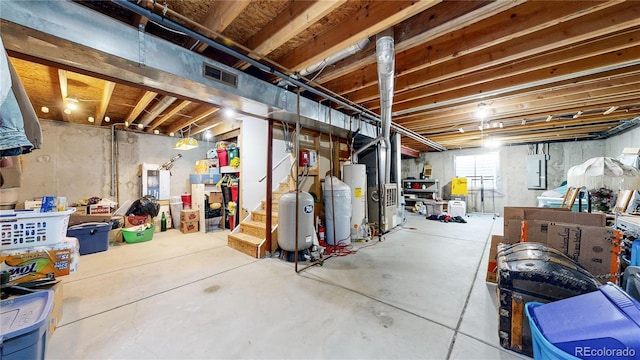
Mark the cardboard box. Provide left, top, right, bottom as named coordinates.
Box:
left=0, top=155, right=22, bottom=189
left=124, top=214, right=152, bottom=228
left=486, top=235, right=503, bottom=283
left=180, top=209, right=199, bottom=222
left=25, top=200, right=43, bottom=210
left=180, top=220, right=199, bottom=233
left=503, top=207, right=605, bottom=242
left=109, top=228, right=123, bottom=243
left=546, top=223, right=621, bottom=280
left=89, top=204, right=111, bottom=215
left=69, top=214, right=112, bottom=226
left=209, top=191, right=223, bottom=204
left=0, top=248, right=71, bottom=284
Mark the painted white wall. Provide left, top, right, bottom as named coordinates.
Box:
left=401, top=126, right=639, bottom=215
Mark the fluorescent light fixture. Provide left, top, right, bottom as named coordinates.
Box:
left=41, top=106, right=49, bottom=113
left=603, top=106, right=618, bottom=115
left=104, top=116, right=111, bottom=123
left=573, top=111, right=583, bottom=119
left=546, top=115, right=553, bottom=122
left=458, top=128, right=464, bottom=133
left=174, top=137, right=199, bottom=150
left=88, top=116, right=95, bottom=123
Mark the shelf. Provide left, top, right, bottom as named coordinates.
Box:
left=404, top=189, right=438, bottom=193
left=220, top=166, right=240, bottom=174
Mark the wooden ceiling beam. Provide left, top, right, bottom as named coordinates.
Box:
left=167, top=106, right=219, bottom=135
left=278, top=0, right=441, bottom=72
left=57, top=69, right=72, bottom=123
left=401, top=145, right=421, bottom=158
left=191, top=0, right=251, bottom=53
left=94, top=80, right=115, bottom=126
left=125, top=90, right=156, bottom=123
left=147, top=99, right=192, bottom=132
left=337, top=2, right=640, bottom=109
left=326, top=1, right=612, bottom=93
left=313, top=0, right=512, bottom=84
left=237, top=0, right=346, bottom=70
left=377, top=32, right=640, bottom=113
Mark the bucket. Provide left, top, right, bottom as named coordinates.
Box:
left=217, top=149, right=229, bottom=167
left=231, top=184, right=239, bottom=202
left=181, top=193, right=192, bottom=209
left=228, top=146, right=239, bottom=163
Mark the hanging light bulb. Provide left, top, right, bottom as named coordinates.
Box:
left=137, top=123, right=144, bottom=129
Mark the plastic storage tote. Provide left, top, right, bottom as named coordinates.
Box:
left=0, top=290, right=54, bottom=360
left=525, top=302, right=580, bottom=360
left=122, top=224, right=155, bottom=243
left=66, top=222, right=111, bottom=255
left=526, top=283, right=640, bottom=359
left=0, top=208, right=75, bottom=251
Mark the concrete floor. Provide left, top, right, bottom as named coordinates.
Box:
left=46, top=213, right=529, bottom=360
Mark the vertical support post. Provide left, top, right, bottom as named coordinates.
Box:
left=266, top=118, right=274, bottom=254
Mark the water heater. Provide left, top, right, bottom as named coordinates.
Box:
left=342, top=164, right=367, bottom=240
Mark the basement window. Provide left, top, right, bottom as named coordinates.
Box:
left=454, top=152, right=498, bottom=190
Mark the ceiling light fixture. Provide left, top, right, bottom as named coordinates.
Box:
left=169, top=132, right=175, bottom=137
left=41, top=106, right=49, bottom=113
left=204, top=130, right=213, bottom=140
left=223, top=107, right=235, bottom=119
left=458, top=128, right=464, bottom=133
left=546, top=115, right=553, bottom=122
left=104, top=116, right=111, bottom=123
left=153, top=129, right=160, bottom=135
left=521, top=119, right=526, bottom=125
left=498, top=122, right=503, bottom=128
left=65, top=96, right=78, bottom=110
left=137, top=123, right=144, bottom=129
left=475, top=103, right=488, bottom=120
left=63, top=108, right=72, bottom=115
left=174, top=137, right=198, bottom=150
left=573, top=111, right=583, bottom=119
left=88, top=116, right=95, bottom=123
left=603, top=106, right=618, bottom=115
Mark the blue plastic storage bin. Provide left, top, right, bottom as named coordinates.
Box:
left=0, top=290, right=54, bottom=360
left=526, top=283, right=640, bottom=360
left=632, top=240, right=640, bottom=266
left=66, top=222, right=111, bottom=255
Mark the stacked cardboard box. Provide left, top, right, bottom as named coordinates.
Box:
left=486, top=207, right=614, bottom=283
left=180, top=209, right=199, bottom=233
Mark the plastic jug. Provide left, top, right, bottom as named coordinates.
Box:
left=217, top=149, right=229, bottom=167
left=632, top=239, right=640, bottom=266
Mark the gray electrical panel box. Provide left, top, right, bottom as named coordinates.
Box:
left=527, top=155, right=547, bottom=190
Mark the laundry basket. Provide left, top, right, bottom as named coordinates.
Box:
left=0, top=208, right=76, bottom=250
left=122, top=224, right=155, bottom=244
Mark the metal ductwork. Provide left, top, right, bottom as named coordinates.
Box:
left=376, top=30, right=394, bottom=185
left=297, top=38, right=370, bottom=78
left=139, top=96, right=177, bottom=126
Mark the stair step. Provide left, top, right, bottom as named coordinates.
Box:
left=240, top=220, right=269, bottom=238
left=228, top=232, right=265, bottom=258
left=252, top=209, right=278, bottom=223
left=261, top=200, right=280, bottom=211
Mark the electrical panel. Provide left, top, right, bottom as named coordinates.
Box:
left=526, top=155, right=547, bottom=190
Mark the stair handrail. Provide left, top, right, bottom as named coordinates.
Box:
left=258, top=153, right=291, bottom=182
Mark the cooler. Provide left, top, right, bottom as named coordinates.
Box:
left=66, top=222, right=111, bottom=255
left=0, top=290, right=54, bottom=360
left=526, top=283, right=640, bottom=359
left=448, top=200, right=466, bottom=217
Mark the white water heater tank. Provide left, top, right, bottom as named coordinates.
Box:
left=342, top=164, right=367, bottom=240
left=277, top=191, right=314, bottom=252
left=323, top=176, right=352, bottom=246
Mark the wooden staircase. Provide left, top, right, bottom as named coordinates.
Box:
left=227, top=177, right=295, bottom=258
